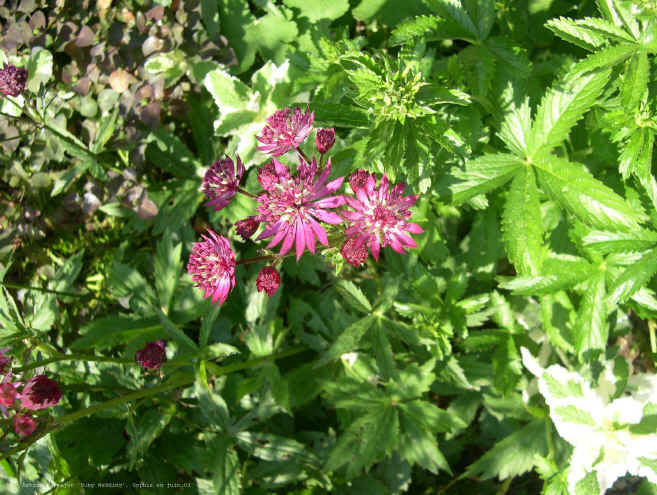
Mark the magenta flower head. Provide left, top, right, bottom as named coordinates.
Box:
left=13, top=413, right=37, bottom=437
left=349, top=169, right=375, bottom=193
left=0, top=63, right=27, bottom=97
left=257, top=106, right=314, bottom=156
left=235, top=216, right=260, bottom=241
left=341, top=237, right=369, bottom=267
left=256, top=266, right=281, bottom=298
left=0, top=382, right=18, bottom=407
left=135, top=340, right=167, bottom=370
left=202, top=156, right=245, bottom=211
left=188, top=229, right=237, bottom=305
left=316, top=128, right=335, bottom=154
left=20, top=375, right=62, bottom=410
left=342, top=173, right=424, bottom=261
left=256, top=157, right=345, bottom=260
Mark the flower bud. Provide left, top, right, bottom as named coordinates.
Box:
left=235, top=217, right=259, bottom=240
left=341, top=237, right=368, bottom=267
left=315, top=128, right=335, bottom=154
left=135, top=340, right=167, bottom=370
left=0, top=383, right=18, bottom=407
left=13, top=413, right=37, bottom=437
left=0, top=64, right=27, bottom=97
left=256, top=266, right=281, bottom=298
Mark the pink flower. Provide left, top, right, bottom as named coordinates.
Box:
left=257, top=106, right=314, bottom=156
left=255, top=157, right=345, bottom=260
left=135, top=340, right=167, bottom=370
left=235, top=216, right=259, bottom=240
left=202, top=156, right=245, bottom=211
left=342, top=173, right=424, bottom=261
left=256, top=266, right=281, bottom=298
left=13, top=413, right=37, bottom=437
left=20, top=375, right=62, bottom=410
left=0, top=347, right=11, bottom=374
left=188, top=229, right=237, bottom=305
left=0, top=382, right=18, bottom=407
left=349, top=169, right=375, bottom=193
left=316, top=128, right=335, bottom=154
left=340, top=237, right=369, bottom=267
left=0, top=64, right=27, bottom=97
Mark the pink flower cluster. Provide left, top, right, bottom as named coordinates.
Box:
left=0, top=348, right=62, bottom=437
left=188, top=106, right=423, bottom=306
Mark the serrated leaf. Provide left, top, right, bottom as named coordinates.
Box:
left=218, top=0, right=257, bottom=73
left=572, top=42, right=636, bottom=73
left=502, top=166, right=544, bottom=275
left=498, top=98, right=532, bottom=157
left=335, top=280, right=372, bottom=314
left=390, top=14, right=474, bottom=45
left=157, top=310, right=199, bottom=351
left=154, top=233, right=183, bottom=314
left=609, top=247, right=657, bottom=304
left=320, top=314, right=377, bottom=364
left=581, top=228, right=657, bottom=254
left=449, top=153, right=523, bottom=203
left=465, top=419, right=547, bottom=479
left=312, top=101, right=370, bottom=128
left=530, top=69, right=609, bottom=156
left=146, top=128, right=203, bottom=179
left=535, top=156, right=642, bottom=231
left=92, top=107, right=118, bottom=153
left=462, top=0, right=495, bottom=40
left=71, top=315, right=162, bottom=350
left=619, top=127, right=654, bottom=180
left=500, top=254, right=594, bottom=295
left=398, top=412, right=451, bottom=474
left=195, top=377, right=230, bottom=431
left=108, top=262, right=158, bottom=313
left=127, top=404, right=176, bottom=463
left=423, top=0, right=479, bottom=40
left=210, top=437, right=241, bottom=495
left=545, top=17, right=608, bottom=51
left=621, top=50, right=649, bottom=109
left=574, top=271, right=608, bottom=356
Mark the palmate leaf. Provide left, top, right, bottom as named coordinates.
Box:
left=465, top=419, right=547, bottom=479
left=530, top=69, right=610, bottom=156
left=461, top=0, right=495, bottom=40
left=608, top=247, right=657, bottom=304
left=448, top=153, right=523, bottom=203
left=619, top=126, right=654, bottom=180
left=620, top=50, right=649, bottom=110
left=581, top=228, right=657, bottom=254
left=398, top=411, right=451, bottom=474
left=422, top=0, right=479, bottom=41
left=534, top=156, right=642, bottom=231
left=501, top=166, right=545, bottom=275
left=574, top=271, right=608, bottom=356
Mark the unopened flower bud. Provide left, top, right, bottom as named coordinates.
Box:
left=0, top=64, right=27, bottom=97
left=341, top=237, right=368, bottom=267
left=135, top=340, right=167, bottom=370
left=316, top=128, right=335, bottom=154
left=20, top=375, right=62, bottom=410
left=13, top=413, right=37, bottom=437
left=256, top=266, right=281, bottom=298
left=235, top=217, right=259, bottom=240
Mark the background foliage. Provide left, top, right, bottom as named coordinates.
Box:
left=2, top=0, right=657, bottom=494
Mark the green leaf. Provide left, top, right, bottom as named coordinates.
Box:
left=553, top=405, right=596, bottom=426
left=71, top=315, right=162, bottom=350
left=500, top=254, right=594, bottom=295
left=530, top=69, right=610, bottom=156
left=449, top=153, right=523, bottom=203
left=572, top=42, right=636, bottom=73
left=209, top=437, right=241, bottom=495
left=465, top=419, right=547, bottom=479
left=312, top=102, right=370, bottom=129
left=398, top=412, right=451, bottom=474
left=195, top=377, right=231, bottom=431
left=218, top=0, right=256, bottom=73
left=619, top=127, right=654, bottom=180
left=127, top=404, right=176, bottom=464
left=535, top=156, right=642, bottom=231
left=502, top=166, right=545, bottom=275
left=621, top=50, right=649, bottom=109
left=243, top=12, right=298, bottom=61
left=282, top=0, right=349, bottom=21
left=581, top=228, right=657, bottom=254
left=492, top=335, right=522, bottom=394
left=201, top=0, right=221, bottom=41
left=146, top=128, right=203, bottom=179
left=423, top=0, right=479, bottom=40
left=92, top=107, right=119, bottom=153
left=157, top=310, right=199, bottom=351
left=609, top=247, right=657, bottom=304
left=154, top=233, right=183, bottom=314
left=335, top=280, right=372, bottom=314
left=108, top=262, right=157, bottom=313
left=545, top=17, right=606, bottom=51
left=320, top=315, right=377, bottom=364
left=574, top=471, right=600, bottom=495
left=26, top=48, right=53, bottom=92
left=574, top=271, right=608, bottom=356
left=498, top=98, right=532, bottom=157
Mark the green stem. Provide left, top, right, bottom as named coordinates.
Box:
left=15, top=353, right=191, bottom=373
left=1, top=282, right=94, bottom=299
left=649, top=320, right=656, bottom=356
left=237, top=187, right=257, bottom=199
left=297, top=148, right=311, bottom=165
left=0, top=345, right=308, bottom=461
